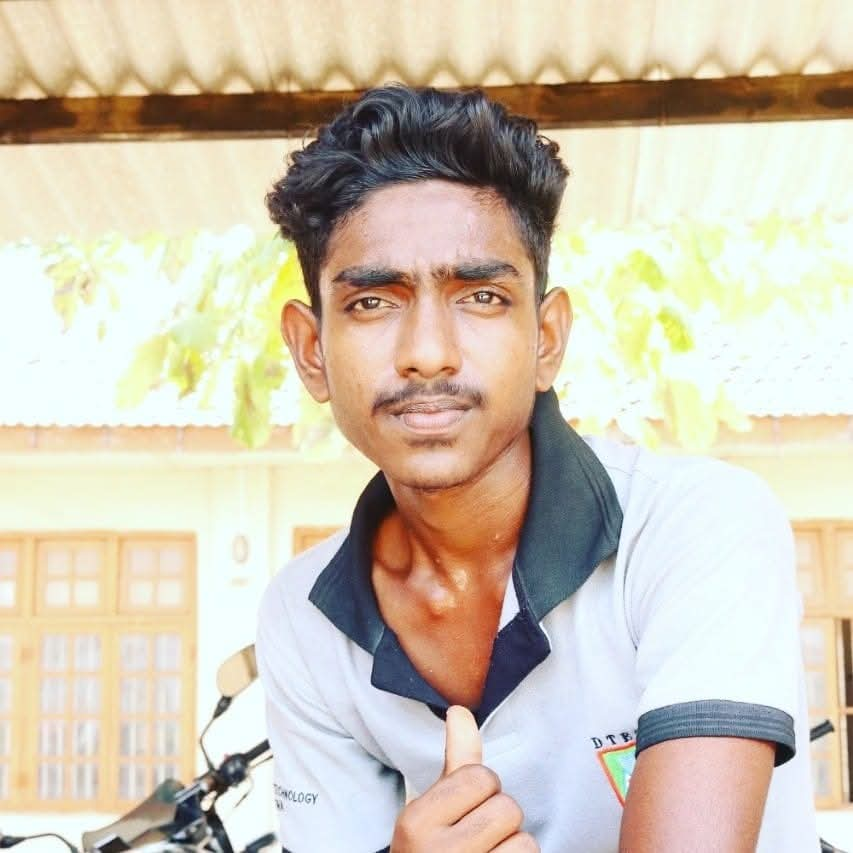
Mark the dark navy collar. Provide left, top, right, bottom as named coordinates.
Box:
left=308, top=388, right=623, bottom=720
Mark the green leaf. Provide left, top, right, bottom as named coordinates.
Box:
left=139, top=231, right=166, bottom=259
left=714, top=389, right=752, bottom=434
left=615, top=302, right=655, bottom=372
left=272, top=249, right=308, bottom=305
left=666, top=380, right=718, bottom=450
left=51, top=281, right=79, bottom=330
left=160, top=233, right=198, bottom=282
left=626, top=250, right=666, bottom=292
left=568, top=233, right=587, bottom=254
left=754, top=214, right=784, bottom=247
left=166, top=347, right=205, bottom=397
left=232, top=359, right=272, bottom=448
left=117, top=335, right=169, bottom=408
left=32, top=218, right=853, bottom=451
left=657, top=307, right=693, bottom=353
left=170, top=313, right=221, bottom=352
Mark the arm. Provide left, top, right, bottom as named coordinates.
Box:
left=620, top=736, right=774, bottom=852
left=621, top=462, right=806, bottom=850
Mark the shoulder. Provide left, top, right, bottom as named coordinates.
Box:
left=582, top=434, right=785, bottom=532
left=582, top=436, right=794, bottom=621
left=583, top=439, right=797, bottom=644
left=257, top=528, right=350, bottom=646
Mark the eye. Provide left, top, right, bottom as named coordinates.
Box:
left=459, top=290, right=508, bottom=306
left=347, top=295, right=392, bottom=312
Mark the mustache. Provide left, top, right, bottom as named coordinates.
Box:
left=372, top=380, right=486, bottom=415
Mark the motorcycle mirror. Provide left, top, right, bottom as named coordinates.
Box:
left=216, top=644, right=258, bottom=699
left=201, top=644, right=259, bottom=769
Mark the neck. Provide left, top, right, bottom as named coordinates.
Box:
left=380, top=430, right=532, bottom=581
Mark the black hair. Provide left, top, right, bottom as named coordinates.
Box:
left=266, top=84, right=569, bottom=314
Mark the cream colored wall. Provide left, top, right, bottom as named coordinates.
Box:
left=0, top=454, right=376, bottom=849
left=0, top=464, right=266, bottom=848
left=1, top=444, right=850, bottom=848
left=721, top=451, right=853, bottom=520
left=268, top=453, right=377, bottom=564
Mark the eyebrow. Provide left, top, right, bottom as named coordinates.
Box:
left=331, top=259, right=521, bottom=288
left=332, top=265, right=409, bottom=287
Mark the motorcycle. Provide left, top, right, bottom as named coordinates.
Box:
left=1, top=651, right=846, bottom=853
left=0, top=645, right=274, bottom=853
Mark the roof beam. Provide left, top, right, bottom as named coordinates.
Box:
left=2, top=71, right=852, bottom=144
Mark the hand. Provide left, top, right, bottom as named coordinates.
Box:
left=390, top=705, right=538, bottom=852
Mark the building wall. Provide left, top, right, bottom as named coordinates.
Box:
left=720, top=452, right=853, bottom=520
left=0, top=445, right=851, bottom=848
left=0, top=454, right=376, bottom=849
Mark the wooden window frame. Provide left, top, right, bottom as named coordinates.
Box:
left=292, top=525, right=343, bottom=556
left=35, top=538, right=111, bottom=617
left=118, top=537, right=196, bottom=616
left=0, top=531, right=197, bottom=814
left=794, top=520, right=853, bottom=810
left=0, top=538, right=26, bottom=616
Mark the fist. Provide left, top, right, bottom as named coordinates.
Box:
left=390, top=706, right=539, bottom=852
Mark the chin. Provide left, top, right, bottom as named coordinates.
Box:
left=400, top=475, right=468, bottom=493
left=385, top=453, right=476, bottom=493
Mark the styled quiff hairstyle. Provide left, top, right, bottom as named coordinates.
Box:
left=266, top=84, right=569, bottom=315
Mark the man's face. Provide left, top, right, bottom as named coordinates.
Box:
left=304, top=180, right=555, bottom=491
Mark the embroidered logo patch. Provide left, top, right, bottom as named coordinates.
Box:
left=596, top=741, right=636, bottom=805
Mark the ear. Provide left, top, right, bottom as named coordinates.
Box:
left=280, top=300, right=330, bottom=403
left=535, top=287, right=572, bottom=392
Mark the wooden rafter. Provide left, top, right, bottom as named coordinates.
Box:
left=1, top=71, right=852, bottom=144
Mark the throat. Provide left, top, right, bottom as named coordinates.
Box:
left=373, top=561, right=513, bottom=710
left=399, top=608, right=501, bottom=709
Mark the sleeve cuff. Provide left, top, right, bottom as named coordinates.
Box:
left=283, top=846, right=390, bottom=852
left=637, top=699, right=795, bottom=767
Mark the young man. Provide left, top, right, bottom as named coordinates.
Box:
left=257, top=85, right=818, bottom=852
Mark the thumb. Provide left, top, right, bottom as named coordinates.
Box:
left=443, top=705, right=482, bottom=775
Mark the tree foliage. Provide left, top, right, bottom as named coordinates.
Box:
left=39, top=216, right=852, bottom=450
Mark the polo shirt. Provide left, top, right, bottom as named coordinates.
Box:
left=256, top=388, right=818, bottom=852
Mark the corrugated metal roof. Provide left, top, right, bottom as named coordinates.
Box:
left=1, top=2, right=851, bottom=435
left=1, top=0, right=850, bottom=99
left=0, top=356, right=303, bottom=428
left=1, top=119, right=851, bottom=243
left=572, top=316, right=853, bottom=423
left=1, top=1, right=851, bottom=241
left=724, top=340, right=853, bottom=419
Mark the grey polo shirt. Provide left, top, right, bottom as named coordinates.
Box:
left=256, top=389, right=818, bottom=852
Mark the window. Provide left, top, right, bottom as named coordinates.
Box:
left=292, top=526, right=343, bottom=556
left=795, top=522, right=853, bottom=808
left=0, top=533, right=196, bottom=813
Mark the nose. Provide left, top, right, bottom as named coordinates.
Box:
left=394, top=293, right=461, bottom=380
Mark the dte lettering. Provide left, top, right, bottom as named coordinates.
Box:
left=590, top=730, right=636, bottom=749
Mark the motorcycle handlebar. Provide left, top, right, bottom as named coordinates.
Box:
left=242, top=739, right=270, bottom=764
left=191, top=739, right=271, bottom=797
left=810, top=720, right=835, bottom=742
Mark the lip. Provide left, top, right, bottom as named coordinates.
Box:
left=387, top=397, right=472, bottom=434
